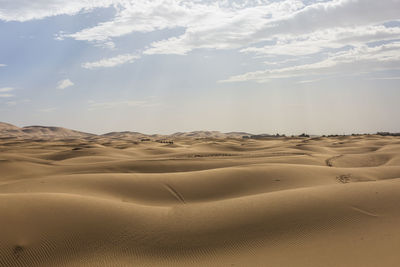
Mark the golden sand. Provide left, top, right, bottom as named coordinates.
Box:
left=1, top=130, right=400, bottom=266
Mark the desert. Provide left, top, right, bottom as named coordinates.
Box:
left=2, top=0, right=400, bottom=266
left=1, top=122, right=400, bottom=266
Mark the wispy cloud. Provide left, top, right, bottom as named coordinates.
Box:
left=0, top=87, right=14, bottom=97
left=241, top=25, right=400, bottom=57
left=82, top=54, right=139, bottom=69
left=221, top=41, right=400, bottom=83
left=0, top=0, right=114, bottom=22
left=0, top=64, right=6, bottom=67
left=0, top=87, right=14, bottom=92
left=297, top=79, right=321, bottom=84
left=57, top=79, right=74, bottom=89
left=0, top=94, right=14, bottom=98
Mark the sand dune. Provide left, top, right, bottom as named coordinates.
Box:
left=0, top=122, right=253, bottom=141
left=1, top=125, right=400, bottom=266
left=0, top=122, right=94, bottom=139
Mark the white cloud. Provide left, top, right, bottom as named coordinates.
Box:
left=2, top=1, right=400, bottom=53
left=3, top=1, right=400, bottom=54
left=57, top=79, right=74, bottom=89
left=74, top=0, right=396, bottom=56
left=61, top=0, right=224, bottom=42
left=0, top=0, right=114, bottom=22
left=0, top=87, right=14, bottom=92
left=82, top=54, right=139, bottom=69
left=0, top=64, right=6, bottom=67
left=53, top=0, right=400, bottom=78
left=241, top=25, right=400, bottom=57
left=1, top=0, right=400, bottom=82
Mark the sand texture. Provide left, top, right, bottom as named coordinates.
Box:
left=1, top=130, right=400, bottom=266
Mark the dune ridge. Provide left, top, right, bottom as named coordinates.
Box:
left=0, top=122, right=94, bottom=139
left=1, top=123, right=400, bottom=266
left=0, top=122, right=254, bottom=140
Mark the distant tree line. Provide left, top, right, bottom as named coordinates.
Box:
left=243, top=132, right=400, bottom=140
left=156, top=139, right=174, bottom=144
left=243, top=133, right=311, bottom=139
left=376, top=132, right=400, bottom=136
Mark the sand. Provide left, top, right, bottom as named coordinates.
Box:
left=1, top=129, right=400, bottom=266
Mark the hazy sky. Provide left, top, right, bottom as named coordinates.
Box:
left=1, top=0, right=400, bottom=135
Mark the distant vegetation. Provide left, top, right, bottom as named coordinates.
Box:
left=156, top=140, right=174, bottom=144
left=377, top=132, right=400, bottom=136
left=244, top=133, right=286, bottom=139
left=243, top=132, right=400, bottom=140
left=244, top=133, right=310, bottom=139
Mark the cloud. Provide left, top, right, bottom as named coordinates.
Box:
left=241, top=25, right=400, bottom=57
left=54, top=0, right=400, bottom=82
left=0, top=64, right=6, bottom=67
left=57, top=79, right=74, bottom=89
left=146, top=0, right=400, bottom=55
left=297, top=79, right=321, bottom=84
left=0, top=87, right=14, bottom=97
left=3, top=1, right=400, bottom=50
left=0, top=0, right=114, bottom=22
left=82, top=54, right=139, bottom=69
left=0, top=87, right=14, bottom=92
left=0, top=94, right=14, bottom=98
left=69, top=0, right=307, bottom=54
left=59, top=0, right=399, bottom=55
left=61, top=0, right=218, bottom=42
left=2, top=0, right=399, bottom=82
left=3, top=1, right=400, bottom=55
left=221, top=41, right=400, bottom=83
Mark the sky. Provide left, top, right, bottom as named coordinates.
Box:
left=0, top=0, right=400, bottom=135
